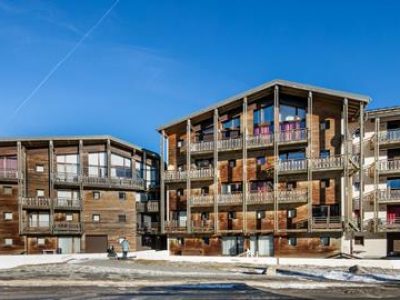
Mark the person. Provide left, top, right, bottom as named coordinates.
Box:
left=120, top=237, right=130, bottom=260
left=107, top=245, right=117, bottom=258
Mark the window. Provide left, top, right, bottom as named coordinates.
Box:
left=388, top=178, right=400, bottom=190
left=0, top=156, right=17, bottom=173
left=119, top=192, right=126, bottom=200
left=36, top=190, right=45, bottom=198
left=222, top=117, right=240, bottom=130
left=111, top=153, right=132, bottom=178
left=201, top=186, right=209, bottom=195
left=177, top=139, right=184, bottom=148
left=35, top=165, right=44, bottom=172
left=56, top=154, right=79, bottom=179
left=279, top=150, right=305, bottom=160
left=354, top=236, right=364, bottom=246
left=201, top=212, right=209, bottom=220
left=196, top=159, right=212, bottom=169
left=57, top=190, right=79, bottom=200
left=320, top=150, right=330, bottom=159
left=287, top=209, right=296, bottom=218
left=177, top=188, right=184, bottom=197
left=320, top=237, right=330, bottom=246
left=320, top=120, right=330, bottom=130
left=37, top=238, right=45, bottom=245
left=256, top=156, right=266, bottom=166
left=3, top=212, right=12, bottom=220
left=88, top=152, right=107, bottom=178
left=221, top=183, right=242, bottom=194
left=66, top=213, right=73, bottom=221
left=286, top=182, right=297, bottom=191
left=254, top=105, right=273, bottom=126
left=203, top=237, right=210, bottom=245
left=352, top=128, right=360, bottom=139
left=228, top=160, right=236, bottom=168
left=353, top=182, right=360, bottom=192
left=288, top=237, right=297, bottom=246
left=228, top=211, right=236, bottom=219
left=256, top=210, right=265, bottom=219
left=4, top=238, right=13, bottom=246
left=93, top=191, right=100, bottom=200
left=280, top=104, right=306, bottom=122
left=320, top=179, right=330, bottom=189
left=250, top=181, right=272, bottom=192
left=92, top=214, right=100, bottom=222
left=3, top=186, right=12, bottom=195
left=118, top=214, right=127, bottom=223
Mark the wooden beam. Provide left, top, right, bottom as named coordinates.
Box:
left=107, top=139, right=111, bottom=181
left=242, top=97, right=248, bottom=233
left=359, top=102, right=364, bottom=231
left=273, top=85, right=279, bottom=232
left=213, top=109, right=219, bottom=233
left=186, top=119, right=191, bottom=233
left=160, top=131, right=166, bottom=233
left=374, top=117, right=380, bottom=228
left=307, top=91, right=313, bottom=232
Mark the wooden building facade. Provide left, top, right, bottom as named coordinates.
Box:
left=0, top=136, right=162, bottom=254
left=159, top=79, right=370, bottom=257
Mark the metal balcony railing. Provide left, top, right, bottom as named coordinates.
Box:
left=378, top=159, right=400, bottom=173
left=246, top=134, right=273, bottom=148
left=53, top=222, right=82, bottom=233
left=377, top=189, right=400, bottom=203
left=311, top=216, right=342, bottom=230
left=53, top=198, right=81, bottom=210
left=278, top=159, right=308, bottom=172
left=278, top=128, right=307, bottom=143
left=21, top=197, right=51, bottom=209
left=218, top=192, right=243, bottom=205
left=247, top=191, right=273, bottom=204
left=164, top=168, right=213, bottom=181
left=0, top=168, right=18, bottom=180
left=218, top=137, right=242, bottom=151
left=278, top=189, right=308, bottom=203
left=191, top=220, right=214, bottom=232
left=190, top=141, right=214, bottom=153
left=53, top=171, right=80, bottom=184
left=379, top=129, right=400, bottom=143
left=311, top=155, right=343, bottom=170
left=191, top=194, right=214, bottom=207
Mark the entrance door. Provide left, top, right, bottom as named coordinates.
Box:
left=86, top=235, right=108, bottom=253
left=59, top=237, right=73, bottom=254
left=250, top=236, right=257, bottom=257
left=258, top=235, right=274, bottom=256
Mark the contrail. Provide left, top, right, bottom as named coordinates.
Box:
left=8, top=0, right=120, bottom=121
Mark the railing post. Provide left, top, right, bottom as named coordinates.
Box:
left=186, top=119, right=191, bottom=233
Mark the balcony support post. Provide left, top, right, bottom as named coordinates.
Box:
left=273, top=85, right=280, bottom=232
left=359, top=103, right=365, bottom=231
left=143, top=151, right=147, bottom=189
left=374, top=117, right=380, bottom=229
left=107, top=139, right=111, bottom=183
left=307, top=91, right=313, bottom=232
left=49, top=140, right=54, bottom=233
left=160, top=130, right=166, bottom=233
left=242, top=97, right=248, bottom=233
left=213, top=109, right=219, bottom=233
left=17, top=141, right=23, bottom=235
left=79, top=140, right=84, bottom=211
left=186, top=119, right=192, bottom=233
left=343, top=98, right=350, bottom=230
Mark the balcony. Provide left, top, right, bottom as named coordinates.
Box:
left=378, top=159, right=400, bottom=175
left=21, top=197, right=51, bottom=210
left=278, top=128, right=308, bottom=144
left=190, top=141, right=214, bottom=154
left=311, top=216, right=342, bottom=231
left=278, top=189, right=308, bottom=203
left=218, top=192, right=243, bottom=206
left=191, top=220, right=214, bottom=233
left=53, top=198, right=81, bottom=210
left=278, top=159, right=308, bottom=173
left=378, top=218, right=400, bottom=231
left=82, top=175, right=144, bottom=190
left=247, top=191, right=273, bottom=205
left=137, top=222, right=160, bottom=233
left=218, top=137, right=242, bottom=151
left=377, top=189, right=400, bottom=204
left=21, top=221, right=51, bottom=234
left=53, top=222, right=82, bottom=234
left=164, top=168, right=213, bottom=182
left=247, top=134, right=273, bottom=149
left=53, top=172, right=80, bottom=185
left=136, top=200, right=160, bottom=213
left=0, top=168, right=18, bottom=181
left=379, top=129, right=400, bottom=147
left=164, top=220, right=187, bottom=232
left=191, top=194, right=214, bottom=207
left=311, top=155, right=344, bottom=171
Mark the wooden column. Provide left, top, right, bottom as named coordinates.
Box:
left=242, top=97, right=248, bottom=233
left=343, top=98, right=350, bottom=228
left=49, top=140, right=54, bottom=232
left=107, top=139, right=111, bottom=181
left=160, top=131, right=166, bottom=233
left=359, top=103, right=365, bottom=231
left=374, top=117, right=380, bottom=227
left=307, top=91, right=313, bottom=232
left=186, top=119, right=192, bottom=233
left=143, top=151, right=147, bottom=189
left=213, top=109, right=219, bottom=233
left=79, top=140, right=84, bottom=207
left=17, top=141, right=23, bottom=235
left=273, top=85, right=280, bottom=232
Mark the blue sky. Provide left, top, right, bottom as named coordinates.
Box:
left=0, top=0, right=399, bottom=151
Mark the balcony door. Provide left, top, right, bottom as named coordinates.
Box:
left=29, top=212, right=50, bottom=228
left=88, top=152, right=107, bottom=178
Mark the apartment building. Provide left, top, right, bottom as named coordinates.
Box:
left=0, top=136, right=162, bottom=254
left=158, top=79, right=370, bottom=257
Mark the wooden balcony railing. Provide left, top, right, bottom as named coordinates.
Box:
left=278, top=159, right=308, bottom=172
left=21, top=221, right=51, bottom=234
left=378, top=218, right=400, bottom=231
left=164, top=168, right=213, bottom=182
left=190, top=168, right=213, bottom=179
left=191, top=194, right=214, bottom=207
left=190, top=141, right=214, bottom=153
left=53, top=222, right=82, bottom=233
left=138, top=222, right=160, bottom=233
left=278, top=128, right=308, bottom=143
left=218, top=192, right=243, bottom=205
left=278, top=189, right=308, bottom=203
left=217, top=137, right=242, bottom=151
left=248, top=191, right=273, bottom=204
left=311, top=216, right=342, bottom=230
left=247, top=134, right=273, bottom=148
left=378, top=159, right=400, bottom=173
left=53, top=198, right=81, bottom=210
left=82, top=175, right=144, bottom=189
left=379, top=129, right=400, bottom=144
left=311, top=155, right=343, bottom=170
left=0, top=168, right=18, bottom=180
left=136, top=201, right=160, bottom=212
left=21, top=197, right=51, bottom=209
left=164, top=170, right=187, bottom=181
left=164, top=220, right=187, bottom=232
left=191, top=220, right=214, bottom=232
left=377, top=189, right=400, bottom=203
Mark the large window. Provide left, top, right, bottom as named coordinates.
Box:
left=0, top=156, right=17, bottom=171
left=279, top=150, right=305, bottom=161
left=250, top=181, right=272, bottom=192
left=29, top=212, right=50, bottom=227
left=222, top=117, right=241, bottom=139
left=57, top=190, right=79, bottom=200
left=88, top=152, right=107, bottom=178
left=280, top=104, right=306, bottom=131
left=111, top=154, right=131, bottom=178
left=388, top=178, right=400, bottom=190
left=56, top=154, right=79, bottom=177
left=253, top=105, right=273, bottom=136
left=221, top=182, right=242, bottom=194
